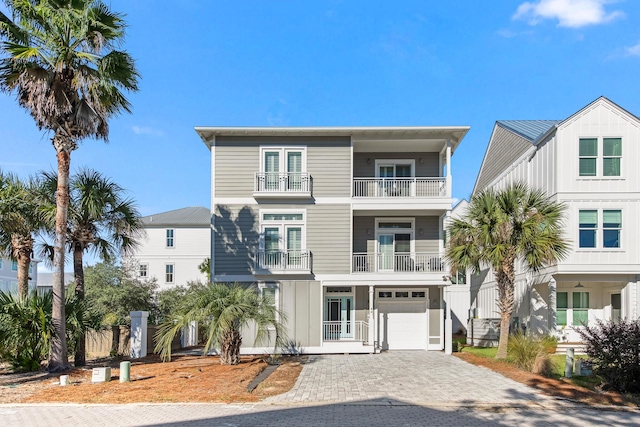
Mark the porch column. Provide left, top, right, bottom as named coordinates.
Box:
left=445, top=140, right=452, bottom=197
left=368, top=285, right=375, bottom=350
left=444, top=285, right=453, bottom=355
left=548, top=278, right=557, bottom=333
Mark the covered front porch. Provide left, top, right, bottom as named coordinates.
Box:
left=534, top=275, right=639, bottom=342
left=320, top=283, right=447, bottom=352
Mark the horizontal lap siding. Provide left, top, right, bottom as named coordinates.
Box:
left=353, top=152, right=439, bottom=177
left=307, top=205, right=351, bottom=274
left=306, top=139, right=351, bottom=197
left=215, top=140, right=258, bottom=196
left=214, top=204, right=259, bottom=275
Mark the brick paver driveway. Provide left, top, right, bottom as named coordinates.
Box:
left=267, top=351, right=547, bottom=405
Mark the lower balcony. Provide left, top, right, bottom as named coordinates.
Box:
left=253, top=250, right=312, bottom=274
left=352, top=252, right=444, bottom=273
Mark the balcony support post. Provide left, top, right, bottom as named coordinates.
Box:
left=368, top=284, right=375, bottom=349
left=446, top=139, right=452, bottom=197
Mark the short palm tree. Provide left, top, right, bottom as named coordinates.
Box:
left=0, top=171, right=43, bottom=300
left=446, top=182, right=569, bottom=359
left=0, top=0, right=139, bottom=371
left=155, top=283, right=287, bottom=365
left=37, top=168, right=143, bottom=365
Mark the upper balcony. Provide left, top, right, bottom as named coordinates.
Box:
left=253, top=172, right=312, bottom=199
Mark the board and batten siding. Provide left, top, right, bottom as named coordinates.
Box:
left=213, top=136, right=351, bottom=198
left=353, top=152, right=440, bottom=177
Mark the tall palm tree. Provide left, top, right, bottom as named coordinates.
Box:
left=446, top=182, right=569, bottom=359
left=0, top=171, right=43, bottom=300
left=38, top=168, right=143, bottom=365
left=0, top=0, right=139, bottom=371
left=155, top=283, right=287, bottom=365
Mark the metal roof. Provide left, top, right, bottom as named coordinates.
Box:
left=496, top=120, right=561, bottom=142
left=141, top=206, right=210, bottom=227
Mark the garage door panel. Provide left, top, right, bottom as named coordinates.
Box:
left=378, top=301, right=427, bottom=350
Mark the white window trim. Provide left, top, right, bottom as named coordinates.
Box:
left=374, top=217, right=416, bottom=254
left=259, top=146, right=307, bottom=173
left=259, top=209, right=307, bottom=252
left=259, top=281, right=280, bottom=325
left=376, top=287, right=428, bottom=300
left=166, top=229, right=175, bottom=248
left=577, top=208, right=623, bottom=251
left=374, top=159, right=416, bottom=178
left=578, top=136, right=623, bottom=179
left=165, top=263, right=175, bottom=284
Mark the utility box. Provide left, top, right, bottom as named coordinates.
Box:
left=92, top=367, right=111, bottom=383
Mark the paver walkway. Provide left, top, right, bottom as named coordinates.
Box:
left=267, top=351, right=548, bottom=405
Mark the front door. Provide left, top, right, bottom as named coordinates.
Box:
left=324, top=297, right=353, bottom=340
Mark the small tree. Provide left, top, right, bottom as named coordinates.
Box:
left=198, top=258, right=211, bottom=282
left=577, top=319, right=640, bottom=393
left=446, top=182, right=569, bottom=359
left=155, top=283, right=286, bottom=365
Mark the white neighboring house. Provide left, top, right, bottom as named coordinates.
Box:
left=446, top=199, right=471, bottom=335
left=0, top=256, right=38, bottom=295
left=131, top=207, right=211, bottom=290
left=472, top=96, right=640, bottom=343
left=36, top=271, right=74, bottom=295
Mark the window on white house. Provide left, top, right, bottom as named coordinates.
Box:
left=29, top=263, right=33, bottom=274
left=603, top=210, right=622, bottom=248
left=603, top=138, right=622, bottom=176
left=166, top=229, right=174, bottom=248
left=165, top=264, right=174, bottom=283
left=579, top=138, right=597, bottom=176
left=579, top=209, right=621, bottom=249
left=11, top=260, right=17, bottom=271
left=557, top=292, right=568, bottom=326
left=0, top=259, right=3, bottom=269
left=139, top=264, right=148, bottom=278
left=579, top=210, right=597, bottom=248
left=573, top=292, right=590, bottom=325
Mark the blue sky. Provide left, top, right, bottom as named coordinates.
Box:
left=2, top=0, right=640, bottom=267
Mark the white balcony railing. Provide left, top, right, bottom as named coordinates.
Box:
left=323, top=321, right=369, bottom=343
left=352, top=252, right=444, bottom=273
left=255, top=172, right=311, bottom=193
left=254, top=250, right=311, bottom=271
left=352, top=177, right=447, bottom=198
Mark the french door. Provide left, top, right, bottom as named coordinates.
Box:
left=378, top=233, right=412, bottom=271
left=378, top=163, right=413, bottom=196
left=262, top=225, right=302, bottom=268
left=264, top=150, right=303, bottom=191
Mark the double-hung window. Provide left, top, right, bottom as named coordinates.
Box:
left=165, top=264, right=174, bottom=283
left=579, top=137, right=622, bottom=177
left=139, top=264, right=148, bottom=278
left=259, top=211, right=306, bottom=270
left=166, top=229, right=174, bottom=248
left=557, top=291, right=590, bottom=326
left=579, top=209, right=621, bottom=248
left=260, top=147, right=306, bottom=192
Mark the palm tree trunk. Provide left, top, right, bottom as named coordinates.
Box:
left=497, top=311, right=511, bottom=359
left=495, top=258, right=516, bottom=360
left=73, top=242, right=86, bottom=366
left=48, top=146, right=70, bottom=372
left=12, top=234, right=33, bottom=300
left=220, top=330, right=242, bottom=365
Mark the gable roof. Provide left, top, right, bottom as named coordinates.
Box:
left=496, top=120, right=561, bottom=142
left=141, top=207, right=210, bottom=227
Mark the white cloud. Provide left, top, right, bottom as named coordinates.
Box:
left=132, top=126, right=164, bottom=137
left=625, top=41, right=640, bottom=57
left=513, top=0, right=624, bottom=28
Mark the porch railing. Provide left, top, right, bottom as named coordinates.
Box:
left=255, top=172, right=311, bottom=193
left=352, top=252, right=444, bottom=273
left=254, top=250, right=311, bottom=271
left=352, top=177, right=447, bottom=198
left=323, top=321, right=369, bottom=343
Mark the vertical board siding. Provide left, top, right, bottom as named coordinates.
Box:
left=307, top=204, right=351, bottom=274
left=353, top=152, right=440, bottom=177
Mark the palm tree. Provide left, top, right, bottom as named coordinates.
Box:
left=0, top=0, right=139, bottom=371
left=155, top=283, right=287, bottom=365
left=446, top=182, right=569, bottom=359
left=0, top=171, right=43, bottom=300
left=38, top=168, right=143, bottom=366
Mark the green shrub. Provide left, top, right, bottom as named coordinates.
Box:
left=507, top=331, right=552, bottom=375
left=577, top=319, right=640, bottom=393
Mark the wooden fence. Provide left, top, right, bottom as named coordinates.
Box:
left=85, top=325, right=182, bottom=359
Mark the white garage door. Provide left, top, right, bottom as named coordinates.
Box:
left=378, top=301, right=428, bottom=350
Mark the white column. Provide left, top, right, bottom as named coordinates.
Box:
left=368, top=285, right=375, bottom=351
left=210, top=138, right=216, bottom=282
left=548, top=278, right=557, bottom=334
left=445, top=140, right=452, bottom=197
left=130, top=311, right=149, bottom=359
left=181, top=321, right=199, bottom=347
left=444, top=285, right=453, bottom=355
